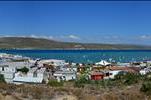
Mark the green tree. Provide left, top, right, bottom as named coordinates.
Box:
left=17, top=67, right=29, bottom=73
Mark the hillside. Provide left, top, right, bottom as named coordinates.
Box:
left=0, top=37, right=151, bottom=50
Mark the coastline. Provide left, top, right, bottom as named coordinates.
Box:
left=2, top=48, right=151, bottom=51
left=1, top=49, right=151, bottom=63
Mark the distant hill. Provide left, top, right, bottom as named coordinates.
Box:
left=0, top=37, right=151, bottom=50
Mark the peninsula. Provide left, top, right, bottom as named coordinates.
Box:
left=0, top=37, right=151, bottom=50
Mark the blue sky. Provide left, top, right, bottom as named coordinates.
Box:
left=0, top=1, right=151, bottom=45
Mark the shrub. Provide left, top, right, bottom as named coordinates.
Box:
left=90, top=79, right=116, bottom=88
left=74, top=76, right=90, bottom=88
left=114, top=72, right=141, bottom=85
left=74, top=81, right=85, bottom=88
left=143, top=72, right=151, bottom=81
left=48, top=80, right=63, bottom=87
left=140, top=81, right=151, bottom=95
left=0, top=74, right=5, bottom=83
left=114, top=71, right=128, bottom=80
left=123, top=73, right=139, bottom=85
left=17, top=67, right=29, bottom=73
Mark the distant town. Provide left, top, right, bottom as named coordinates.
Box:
left=0, top=53, right=149, bottom=84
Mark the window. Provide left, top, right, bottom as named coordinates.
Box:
left=33, top=71, right=37, bottom=77
left=59, top=77, right=62, bottom=80
left=2, top=67, right=4, bottom=71
left=106, top=72, right=109, bottom=76
left=109, top=73, right=113, bottom=75
left=63, top=76, right=66, bottom=80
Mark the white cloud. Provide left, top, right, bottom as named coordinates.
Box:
left=59, top=34, right=80, bottom=40
left=48, top=36, right=54, bottom=39
left=0, top=34, right=54, bottom=40
left=0, top=35, right=27, bottom=38
left=30, top=34, right=38, bottom=38
left=139, top=35, right=151, bottom=40
left=68, top=35, right=80, bottom=40
left=27, top=34, right=54, bottom=40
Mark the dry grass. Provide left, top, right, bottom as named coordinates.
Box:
left=0, top=82, right=150, bottom=100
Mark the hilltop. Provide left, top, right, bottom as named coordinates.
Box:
left=0, top=37, right=151, bottom=50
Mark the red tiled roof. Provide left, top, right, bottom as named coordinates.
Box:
left=109, top=66, right=138, bottom=73
left=91, top=71, right=104, bottom=75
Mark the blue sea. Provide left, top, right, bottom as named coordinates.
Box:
left=0, top=50, right=151, bottom=63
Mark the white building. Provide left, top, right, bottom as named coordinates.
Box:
left=38, top=59, right=66, bottom=67
left=13, top=68, right=48, bottom=84
left=107, top=70, right=122, bottom=79
left=96, top=60, right=111, bottom=66
left=0, top=53, right=30, bottom=61
left=140, top=69, right=147, bottom=75
left=139, top=67, right=151, bottom=75
left=54, top=71, right=76, bottom=82
left=60, top=66, right=78, bottom=72
left=0, top=64, right=15, bottom=83
left=0, top=61, right=34, bottom=83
